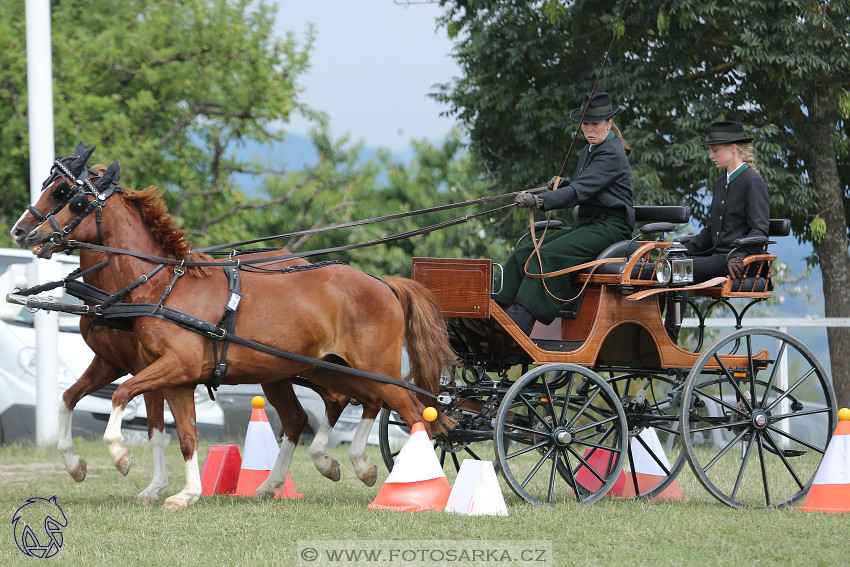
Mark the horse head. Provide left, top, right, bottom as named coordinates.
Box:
left=10, top=142, right=121, bottom=259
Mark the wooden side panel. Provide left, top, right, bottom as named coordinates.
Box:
left=412, top=257, right=492, bottom=318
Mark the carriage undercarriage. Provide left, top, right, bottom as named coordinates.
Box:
left=378, top=212, right=836, bottom=509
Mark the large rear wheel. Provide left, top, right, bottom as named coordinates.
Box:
left=680, top=328, right=836, bottom=508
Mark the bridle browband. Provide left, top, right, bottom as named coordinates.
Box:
left=32, top=157, right=123, bottom=247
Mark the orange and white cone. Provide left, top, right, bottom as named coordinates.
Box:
left=617, top=427, right=684, bottom=500
left=368, top=421, right=451, bottom=512
left=234, top=396, right=302, bottom=499
left=797, top=408, right=850, bottom=513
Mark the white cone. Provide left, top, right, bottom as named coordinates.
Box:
left=445, top=460, right=508, bottom=516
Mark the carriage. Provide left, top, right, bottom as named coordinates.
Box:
left=8, top=146, right=836, bottom=510
left=378, top=207, right=837, bottom=509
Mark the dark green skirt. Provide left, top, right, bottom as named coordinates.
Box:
left=495, top=217, right=632, bottom=324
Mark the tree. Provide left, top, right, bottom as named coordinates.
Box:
left=0, top=0, right=312, bottom=246
left=251, top=128, right=505, bottom=278
left=435, top=0, right=850, bottom=402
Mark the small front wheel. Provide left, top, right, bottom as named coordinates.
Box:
left=494, top=363, right=628, bottom=505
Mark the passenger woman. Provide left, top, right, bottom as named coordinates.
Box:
left=665, top=120, right=770, bottom=341
left=496, top=91, right=634, bottom=335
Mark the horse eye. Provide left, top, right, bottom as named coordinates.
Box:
left=68, top=195, right=88, bottom=214
left=52, top=180, right=70, bottom=201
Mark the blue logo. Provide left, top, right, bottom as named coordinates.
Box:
left=12, top=496, right=67, bottom=558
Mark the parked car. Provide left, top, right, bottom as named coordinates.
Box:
left=0, top=249, right=224, bottom=444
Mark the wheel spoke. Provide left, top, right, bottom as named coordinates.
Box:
left=756, top=434, right=771, bottom=506
left=761, top=430, right=805, bottom=490
left=759, top=339, right=787, bottom=407
left=730, top=434, right=755, bottom=500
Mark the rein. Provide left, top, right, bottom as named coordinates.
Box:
left=62, top=200, right=520, bottom=268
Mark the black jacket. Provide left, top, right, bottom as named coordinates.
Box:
left=687, top=166, right=770, bottom=257
left=540, top=134, right=634, bottom=229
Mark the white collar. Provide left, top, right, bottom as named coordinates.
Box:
left=727, top=162, right=746, bottom=183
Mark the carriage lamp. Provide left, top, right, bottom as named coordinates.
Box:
left=655, top=242, right=693, bottom=286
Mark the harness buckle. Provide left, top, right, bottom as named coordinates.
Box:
left=208, top=328, right=226, bottom=340
left=50, top=233, right=64, bottom=245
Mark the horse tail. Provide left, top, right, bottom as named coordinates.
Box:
left=384, top=277, right=456, bottom=435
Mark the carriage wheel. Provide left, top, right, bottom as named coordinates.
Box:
left=680, top=328, right=836, bottom=508
left=494, top=363, right=628, bottom=505
left=604, top=372, right=687, bottom=499
left=378, top=395, right=497, bottom=474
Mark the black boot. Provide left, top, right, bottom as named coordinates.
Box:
left=505, top=303, right=536, bottom=335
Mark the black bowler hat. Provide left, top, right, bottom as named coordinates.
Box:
left=570, top=92, right=620, bottom=122
left=700, top=121, right=754, bottom=145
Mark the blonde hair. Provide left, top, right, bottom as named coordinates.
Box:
left=611, top=121, right=632, bottom=157
left=736, top=142, right=757, bottom=172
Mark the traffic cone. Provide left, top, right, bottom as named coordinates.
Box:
left=797, top=408, right=850, bottom=513
left=234, top=396, right=303, bottom=499
left=200, top=444, right=242, bottom=495
left=368, top=422, right=451, bottom=512
left=574, top=447, right=624, bottom=494
left=616, top=428, right=684, bottom=501
left=445, top=459, right=507, bottom=516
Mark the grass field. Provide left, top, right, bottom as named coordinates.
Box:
left=1, top=437, right=848, bottom=566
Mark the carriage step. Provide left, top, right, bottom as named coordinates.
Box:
left=531, top=339, right=584, bottom=353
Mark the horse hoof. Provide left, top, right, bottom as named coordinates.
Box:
left=361, top=464, right=378, bottom=487
left=160, top=499, right=187, bottom=511
left=254, top=488, right=275, bottom=501
left=116, top=451, right=132, bottom=476
left=137, top=494, right=158, bottom=505
left=70, top=459, right=87, bottom=483
left=325, top=461, right=341, bottom=482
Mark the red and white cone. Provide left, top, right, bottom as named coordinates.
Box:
left=234, top=396, right=302, bottom=499
left=797, top=408, right=850, bottom=513
left=368, top=421, right=451, bottom=512
left=617, top=427, right=684, bottom=500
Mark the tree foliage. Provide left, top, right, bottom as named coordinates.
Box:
left=436, top=0, right=850, bottom=402
left=0, top=0, right=311, bottom=246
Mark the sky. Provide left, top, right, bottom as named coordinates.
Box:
left=274, top=1, right=460, bottom=151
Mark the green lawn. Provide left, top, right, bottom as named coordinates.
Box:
left=1, top=438, right=848, bottom=566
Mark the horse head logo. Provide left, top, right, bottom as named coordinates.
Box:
left=11, top=496, right=68, bottom=558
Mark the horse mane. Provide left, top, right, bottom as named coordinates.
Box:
left=122, top=186, right=213, bottom=277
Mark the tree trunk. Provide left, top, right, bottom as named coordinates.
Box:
left=805, top=90, right=850, bottom=408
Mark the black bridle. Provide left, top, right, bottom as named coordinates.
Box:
left=31, top=159, right=123, bottom=247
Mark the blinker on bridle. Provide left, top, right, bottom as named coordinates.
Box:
left=33, top=157, right=120, bottom=247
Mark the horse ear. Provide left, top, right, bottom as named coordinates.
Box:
left=68, top=142, right=96, bottom=177
left=97, top=161, right=120, bottom=189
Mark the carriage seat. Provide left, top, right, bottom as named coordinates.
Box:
left=556, top=206, right=691, bottom=317
left=694, top=218, right=791, bottom=295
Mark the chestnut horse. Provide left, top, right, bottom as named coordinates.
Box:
left=9, top=148, right=373, bottom=502
left=13, top=158, right=453, bottom=510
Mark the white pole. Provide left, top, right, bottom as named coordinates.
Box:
left=26, top=0, right=59, bottom=445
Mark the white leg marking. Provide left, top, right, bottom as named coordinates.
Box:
left=103, top=406, right=131, bottom=476
left=348, top=417, right=378, bottom=486
left=58, top=401, right=86, bottom=482
left=162, top=451, right=201, bottom=510
left=137, top=428, right=169, bottom=503
left=308, top=416, right=340, bottom=481
left=255, top=437, right=296, bottom=499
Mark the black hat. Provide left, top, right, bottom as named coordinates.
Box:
left=701, top=121, right=754, bottom=145
left=570, top=92, right=620, bottom=122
